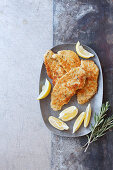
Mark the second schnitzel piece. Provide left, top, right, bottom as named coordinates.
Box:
left=77, top=79, right=98, bottom=104
left=51, top=67, right=86, bottom=111
left=57, top=50, right=81, bottom=72
left=77, top=60, right=99, bottom=104
left=44, top=50, right=66, bottom=85
left=80, top=59, right=99, bottom=80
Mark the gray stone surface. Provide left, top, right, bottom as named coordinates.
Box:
left=0, top=0, right=52, bottom=170
left=52, top=0, right=113, bottom=170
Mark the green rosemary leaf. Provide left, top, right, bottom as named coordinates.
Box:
left=86, top=135, right=90, bottom=141
left=94, top=113, right=96, bottom=123
left=90, top=123, right=94, bottom=131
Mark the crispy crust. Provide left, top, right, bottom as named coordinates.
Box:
left=44, top=50, right=66, bottom=85
left=80, top=60, right=99, bottom=80
left=57, top=50, right=81, bottom=72
left=51, top=67, right=86, bottom=111
left=77, top=79, right=98, bottom=104
left=77, top=60, right=99, bottom=104
left=44, top=50, right=80, bottom=85
left=44, top=50, right=54, bottom=79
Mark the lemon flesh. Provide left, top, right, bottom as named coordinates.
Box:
left=84, top=103, right=91, bottom=128
left=76, top=41, right=94, bottom=59
left=59, top=106, right=78, bottom=121
left=48, top=116, right=69, bottom=130
left=73, top=112, right=86, bottom=133
left=37, top=79, right=51, bottom=100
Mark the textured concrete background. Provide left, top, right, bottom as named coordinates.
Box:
left=0, top=0, right=52, bottom=170
left=52, top=0, right=113, bottom=170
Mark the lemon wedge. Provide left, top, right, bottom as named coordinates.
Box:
left=37, top=79, right=51, bottom=100
left=76, top=41, right=94, bottom=58
left=48, top=116, right=69, bottom=130
left=84, top=103, right=91, bottom=128
left=59, top=106, right=78, bottom=121
left=73, top=112, right=86, bottom=133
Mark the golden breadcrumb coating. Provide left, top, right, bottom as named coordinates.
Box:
left=44, top=50, right=66, bottom=85
left=51, top=67, right=86, bottom=111
left=77, top=60, right=99, bottom=104
left=57, top=50, right=81, bottom=72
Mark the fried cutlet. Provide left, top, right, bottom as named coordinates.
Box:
left=77, top=60, right=99, bottom=104
left=57, top=50, right=81, bottom=72
left=44, top=50, right=66, bottom=85
left=80, top=60, right=99, bottom=80
left=51, top=67, right=86, bottom=111
left=44, top=50, right=81, bottom=85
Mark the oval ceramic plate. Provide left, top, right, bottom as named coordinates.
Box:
left=39, top=43, right=103, bottom=137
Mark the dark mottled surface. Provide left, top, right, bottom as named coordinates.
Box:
left=52, top=0, right=113, bottom=170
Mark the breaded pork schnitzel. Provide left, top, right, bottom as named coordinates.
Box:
left=77, top=60, right=99, bottom=104
left=57, top=50, right=81, bottom=72
left=51, top=67, right=86, bottom=111
left=44, top=50, right=66, bottom=85
left=44, top=50, right=80, bottom=85
left=80, top=60, right=99, bottom=80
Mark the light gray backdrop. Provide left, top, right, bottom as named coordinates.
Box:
left=0, top=0, right=52, bottom=169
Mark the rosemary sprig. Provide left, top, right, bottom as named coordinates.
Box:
left=83, top=102, right=113, bottom=152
